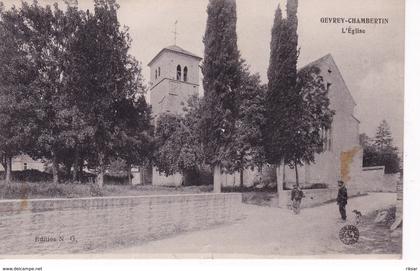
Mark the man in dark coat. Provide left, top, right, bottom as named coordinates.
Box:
left=291, top=184, right=305, bottom=214
left=337, top=180, right=348, bottom=221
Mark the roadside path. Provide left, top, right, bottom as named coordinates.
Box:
left=108, top=193, right=397, bottom=257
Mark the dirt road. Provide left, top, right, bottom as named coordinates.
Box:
left=108, top=192, right=399, bottom=258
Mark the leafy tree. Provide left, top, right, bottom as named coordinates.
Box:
left=7, top=1, right=87, bottom=183
left=109, top=95, right=154, bottom=184
left=289, top=65, right=334, bottom=185
left=231, top=64, right=266, bottom=187
left=70, top=0, right=152, bottom=186
left=154, top=113, right=183, bottom=176
left=265, top=0, right=333, bottom=186
left=1, top=0, right=152, bottom=186
left=154, top=95, right=205, bottom=182
left=374, top=120, right=394, bottom=151
left=360, top=133, right=377, bottom=168
left=264, top=3, right=299, bottom=186
left=54, top=5, right=93, bottom=182
left=361, top=120, right=400, bottom=174
left=0, top=4, right=38, bottom=183
left=201, top=0, right=242, bottom=192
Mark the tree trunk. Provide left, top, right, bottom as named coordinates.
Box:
left=1, top=154, right=7, bottom=173
left=139, top=166, right=144, bottom=185
left=52, top=151, right=59, bottom=184
left=127, top=163, right=132, bottom=185
left=78, top=153, right=84, bottom=182
left=239, top=169, right=244, bottom=188
left=213, top=164, right=222, bottom=193
left=275, top=161, right=283, bottom=192
left=72, top=147, right=80, bottom=182
left=96, top=152, right=105, bottom=187
left=5, top=155, right=12, bottom=183
left=276, top=160, right=284, bottom=208
left=64, top=163, right=71, bottom=179
left=294, top=161, right=299, bottom=186
left=283, top=161, right=286, bottom=182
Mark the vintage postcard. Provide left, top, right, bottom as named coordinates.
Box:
left=0, top=0, right=405, bottom=260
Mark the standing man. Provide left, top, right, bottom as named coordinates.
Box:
left=337, top=180, right=348, bottom=221
left=291, top=184, right=305, bottom=214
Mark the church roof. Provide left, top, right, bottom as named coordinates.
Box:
left=147, top=45, right=202, bottom=66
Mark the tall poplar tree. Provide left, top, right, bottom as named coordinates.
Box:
left=265, top=0, right=333, bottom=187
left=265, top=2, right=299, bottom=188
left=201, top=0, right=242, bottom=192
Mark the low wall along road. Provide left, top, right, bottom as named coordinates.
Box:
left=0, top=193, right=242, bottom=255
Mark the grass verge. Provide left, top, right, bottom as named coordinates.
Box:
left=0, top=181, right=212, bottom=200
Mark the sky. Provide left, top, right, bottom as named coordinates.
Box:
left=2, top=0, right=405, bottom=150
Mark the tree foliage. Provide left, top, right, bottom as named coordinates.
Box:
left=11, top=1, right=89, bottom=183
left=361, top=120, right=400, bottom=174
left=0, top=0, right=153, bottom=185
left=374, top=120, right=394, bottom=151
left=0, top=4, right=38, bottom=182
left=200, top=0, right=242, bottom=171
left=200, top=0, right=269, bottom=190
left=264, top=3, right=299, bottom=167
left=68, top=0, right=153, bottom=185
left=265, top=0, right=334, bottom=185
left=230, top=64, right=266, bottom=184
left=153, top=95, right=204, bottom=178
left=290, top=65, right=334, bottom=167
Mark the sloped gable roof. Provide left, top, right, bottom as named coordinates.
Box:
left=300, top=54, right=356, bottom=106
left=147, top=45, right=202, bottom=67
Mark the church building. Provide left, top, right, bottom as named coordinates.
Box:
left=147, top=45, right=363, bottom=190
left=280, top=54, right=363, bottom=189
left=147, top=45, right=202, bottom=186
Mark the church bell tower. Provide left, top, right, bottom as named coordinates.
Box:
left=148, top=45, right=202, bottom=118
left=147, top=45, right=202, bottom=186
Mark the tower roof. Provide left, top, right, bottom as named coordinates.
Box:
left=147, top=45, right=202, bottom=67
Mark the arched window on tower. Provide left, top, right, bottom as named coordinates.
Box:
left=176, top=65, right=181, bottom=80
left=155, top=69, right=157, bottom=79
left=158, top=67, right=161, bottom=77
left=183, top=66, right=188, bottom=82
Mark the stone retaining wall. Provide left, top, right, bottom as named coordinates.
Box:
left=0, top=193, right=242, bottom=255
left=354, top=166, right=398, bottom=193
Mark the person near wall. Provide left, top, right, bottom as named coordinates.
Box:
left=291, top=184, right=305, bottom=214
left=337, top=180, right=348, bottom=221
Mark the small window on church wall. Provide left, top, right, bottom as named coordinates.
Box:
left=23, top=163, right=27, bottom=170
left=158, top=67, right=161, bottom=77
left=183, top=66, right=188, bottom=82
left=176, top=65, right=181, bottom=80
left=155, top=70, right=157, bottom=79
